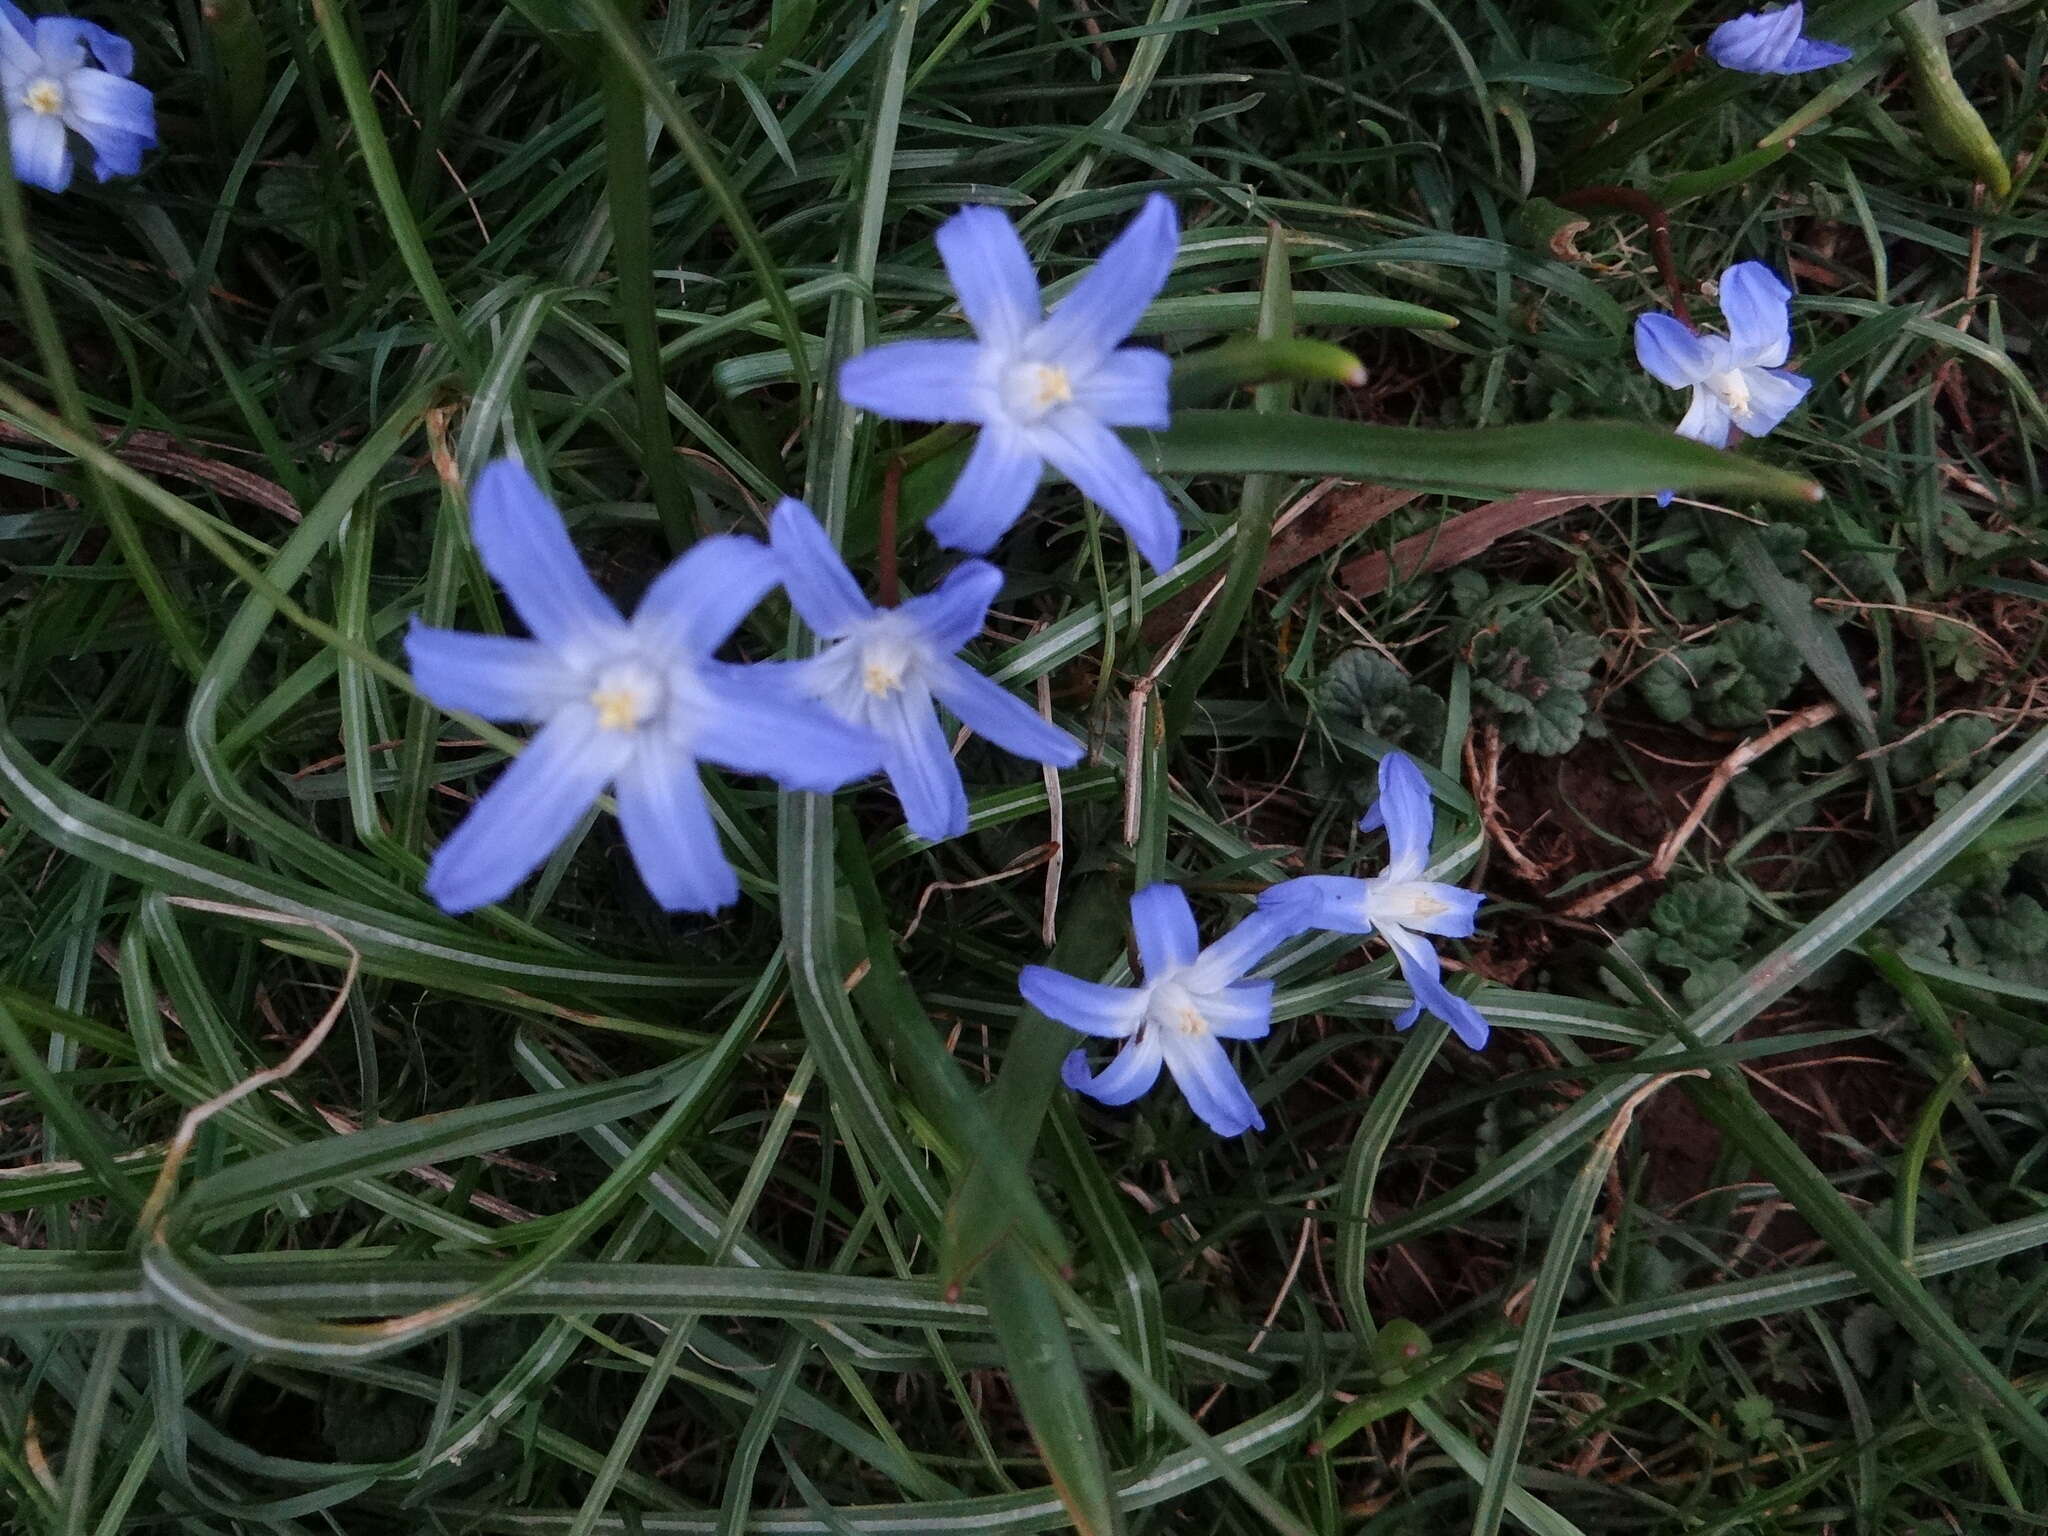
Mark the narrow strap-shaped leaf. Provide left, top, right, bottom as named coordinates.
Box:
left=938, top=880, right=1127, bottom=1288
left=1138, top=411, right=1824, bottom=504
left=578, top=0, right=813, bottom=399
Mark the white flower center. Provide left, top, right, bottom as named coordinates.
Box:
left=857, top=630, right=918, bottom=697
left=826, top=615, right=927, bottom=709
left=587, top=659, right=666, bottom=732
left=1001, top=360, right=1076, bottom=424
left=1706, top=369, right=1752, bottom=417
left=1365, top=879, right=1452, bottom=930
left=24, top=78, right=65, bottom=116
left=1145, top=979, right=1209, bottom=1039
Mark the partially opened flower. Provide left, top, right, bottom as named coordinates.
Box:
left=1635, top=261, right=1813, bottom=506
left=838, top=196, right=1182, bottom=571
left=1, top=4, right=153, bottom=192
left=1707, top=4, right=1852, bottom=74
left=1022, top=884, right=1291, bottom=1137
left=769, top=498, right=1082, bottom=842
left=1257, top=752, right=1490, bottom=1049
left=407, top=460, right=882, bottom=915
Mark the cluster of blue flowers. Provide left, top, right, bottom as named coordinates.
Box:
left=4, top=2, right=1845, bottom=1138
left=1029, top=754, right=1488, bottom=1135
left=411, top=199, right=1494, bottom=1137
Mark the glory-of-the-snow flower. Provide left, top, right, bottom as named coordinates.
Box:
left=837, top=195, right=1183, bottom=571
left=0, top=3, right=153, bottom=192
left=769, top=498, right=1082, bottom=843
left=1707, top=4, right=1852, bottom=75
left=1257, top=752, right=1490, bottom=1049
left=407, top=461, right=881, bottom=915
left=1022, top=884, right=1291, bottom=1137
left=1635, top=260, right=1813, bottom=506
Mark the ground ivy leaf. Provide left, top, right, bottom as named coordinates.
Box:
left=1471, top=614, right=1603, bottom=755
left=1650, top=877, right=1751, bottom=958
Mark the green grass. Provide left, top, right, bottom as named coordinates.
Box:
left=4, top=1, right=2047, bottom=1532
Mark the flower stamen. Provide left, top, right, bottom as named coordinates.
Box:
left=1002, top=361, right=1077, bottom=422
left=862, top=659, right=904, bottom=697
left=24, top=79, right=64, bottom=116
left=587, top=661, right=665, bottom=732
left=1708, top=370, right=1753, bottom=416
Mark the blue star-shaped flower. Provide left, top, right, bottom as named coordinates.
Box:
left=1707, top=4, right=1852, bottom=74
left=1635, top=261, right=1813, bottom=506
left=837, top=195, right=1183, bottom=571
left=1256, top=752, right=1490, bottom=1049
left=769, top=498, right=1082, bottom=843
left=1022, top=884, right=1292, bottom=1137
left=407, top=461, right=882, bottom=915
left=0, top=3, right=153, bottom=192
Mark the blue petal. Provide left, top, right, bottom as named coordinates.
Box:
left=927, top=427, right=1042, bottom=555
left=468, top=460, right=624, bottom=652
left=424, top=710, right=629, bottom=914
left=1778, top=36, right=1853, bottom=70
left=405, top=621, right=581, bottom=722
left=836, top=339, right=990, bottom=424
left=1730, top=366, right=1811, bottom=438
left=82, top=21, right=134, bottom=75
left=1062, top=1038, right=1163, bottom=1106
left=1034, top=194, right=1179, bottom=370
left=1392, top=881, right=1485, bottom=939
left=1255, top=876, right=1372, bottom=937
left=935, top=204, right=1042, bottom=352
left=0, top=2, right=33, bottom=49
left=1719, top=261, right=1794, bottom=368
left=1360, top=751, right=1436, bottom=878
left=899, top=560, right=1000, bottom=652
left=1035, top=412, right=1180, bottom=571
left=1166, top=1032, right=1263, bottom=1136
left=1633, top=313, right=1721, bottom=389
left=1129, top=883, right=1199, bottom=978
left=36, top=18, right=134, bottom=76
left=1021, top=966, right=1145, bottom=1037
left=1675, top=388, right=1734, bottom=449
left=1655, top=489, right=1676, bottom=508
left=9, top=112, right=73, bottom=192
left=1198, top=979, right=1274, bottom=1040
left=615, top=750, right=740, bottom=913
left=632, top=534, right=783, bottom=656
left=873, top=681, right=969, bottom=843
left=769, top=498, right=872, bottom=638
left=694, top=667, right=883, bottom=792
left=1073, top=348, right=1172, bottom=430
left=1183, top=909, right=1295, bottom=989
left=1706, top=5, right=1803, bottom=72
left=928, top=656, right=1083, bottom=767
left=1383, top=925, right=1490, bottom=1050
left=64, top=69, right=155, bottom=151
left=87, top=128, right=150, bottom=182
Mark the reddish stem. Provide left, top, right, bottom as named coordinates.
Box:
left=1555, top=184, right=1691, bottom=326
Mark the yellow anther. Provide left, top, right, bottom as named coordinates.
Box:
left=25, top=80, right=64, bottom=116
left=1028, top=364, right=1074, bottom=411
left=861, top=659, right=904, bottom=697
left=590, top=687, right=646, bottom=732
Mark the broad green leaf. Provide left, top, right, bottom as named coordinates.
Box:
left=1137, top=412, right=1825, bottom=504
left=983, top=1247, right=1123, bottom=1536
